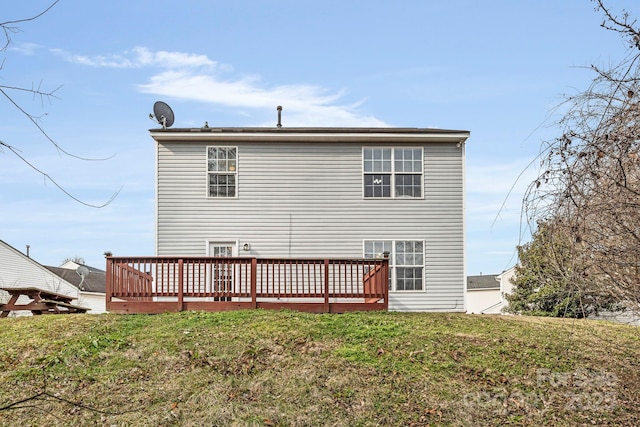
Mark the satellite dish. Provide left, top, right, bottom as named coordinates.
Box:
left=76, top=265, right=90, bottom=290
left=77, top=265, right=90, bottom=278
left=150, top=101, right=175, bottom=129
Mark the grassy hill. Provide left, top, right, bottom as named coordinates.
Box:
left=0, top=310, right=638, bottom=426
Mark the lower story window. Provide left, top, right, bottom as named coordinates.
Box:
left=364, top=240, right=424, bottom=291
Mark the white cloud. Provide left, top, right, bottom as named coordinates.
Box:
left=10, top=42, right=41, bottom=55
left=52, top=46, right=388, bottom=126
left=465, top=157, right=539, bottom=231
left=467, top=158, right=538, bottom=196
left=130, top=47, right=217, bottom=69
left=50, top=46, right=218, bottom=70
left=137, top=69, right=386, bottom=127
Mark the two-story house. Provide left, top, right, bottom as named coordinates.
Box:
left=142, top=126, right=469, bottom=312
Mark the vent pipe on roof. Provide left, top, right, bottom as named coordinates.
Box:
left=26, top=245, right=30, bottom=258
left=277, top=105, right=283, bottom=128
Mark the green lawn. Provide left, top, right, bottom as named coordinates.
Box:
left=0, top=310, right=638, bottom=426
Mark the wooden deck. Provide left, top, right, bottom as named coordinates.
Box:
left=106, top=256, right=389, bottom=314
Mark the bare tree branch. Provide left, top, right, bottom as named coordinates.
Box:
left=1, top=1, right=121, bottom=207
left=0, top=88, right=115, bottom=161
left=595, top=0, right=640, bottom=48
left=0, top=1, right=60, bottom=51
left=519, top=1, right=640, bottom=314
left=0, top=367, right=138, bottom=416
left=0, top=140, right=122, bottom=208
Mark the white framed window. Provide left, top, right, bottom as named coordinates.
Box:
left=208, top=242, right=237, bottom=257
left=363, top=147, right=423, bottom=198
left=207, top=147, right=237, bottom=198
left=364, top=240, right=425, bottom=292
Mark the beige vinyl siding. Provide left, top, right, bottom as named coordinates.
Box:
left=156, top=140, right=464, bottom=312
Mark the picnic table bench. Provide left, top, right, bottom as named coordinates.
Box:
left=0, top=287, right=90, bottom=317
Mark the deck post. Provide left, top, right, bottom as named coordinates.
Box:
left=382, top=252, right=389, bottom=310
left=251, top=258, right=257, bottom=309
left=105, top=256, right=113, bottom=311
left=178, top=259, right=184, bottom=311
left=323, top=259, right=330, bottom=313
left=383, top=255, right=390, bottom=310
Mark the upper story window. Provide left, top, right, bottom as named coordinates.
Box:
left=207, top=147, right=237, bottom=198
left=363, top=148, right=423, bottom=198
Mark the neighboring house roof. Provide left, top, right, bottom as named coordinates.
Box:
left=467, top=274, right=499, bottom=290
left=45, top=265, right=106, bottom=294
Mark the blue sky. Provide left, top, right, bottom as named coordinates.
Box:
left=1, top=0, right=636, bottom=275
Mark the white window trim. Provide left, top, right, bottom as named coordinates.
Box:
left=363, top=240, right=426, bottom=293
left=361, top=147, right=424, bottom=200
left=206, top=146, right=239, bottom=199
left=205, top=240, right=239, bottom=257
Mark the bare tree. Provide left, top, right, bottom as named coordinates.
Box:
left=523, top=0, right=640, bottom=312
left=1, top=1, right=120, bottom=207
left=62, top=256, right=86, bottom=265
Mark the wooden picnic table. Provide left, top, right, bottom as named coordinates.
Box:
left=0, top=287, right=90, bottom=317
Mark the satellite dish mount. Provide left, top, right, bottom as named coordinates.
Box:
left=76, top=265, right=90, bottom=291
left=149, top=101, right=175, bottom=129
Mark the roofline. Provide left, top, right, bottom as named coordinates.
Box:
left=149, top=127, right=470, bottom=144
left=497, top=266, right=517, bottom=278
left=79, top=290, right=105, bottom=296
left=0, top=240, right=79, bottom=292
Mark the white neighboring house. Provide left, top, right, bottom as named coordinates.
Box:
left=45, top=261, right=106, bottom=314
left=466, top=274, right=500, bottom=314
left=0, top=240, right=105, bottom=315
left=497, top=267, right=515, bottom=305
left=466, top=267, right=515, bottom=315
left=150, top=126, right=470, bottom=312
left=474, top=265, right=639, bottom=325
left=591, top=308, right=640, bottom=326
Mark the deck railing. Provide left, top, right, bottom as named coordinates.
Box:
left=106, top=256, right=389, bottom=313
